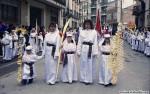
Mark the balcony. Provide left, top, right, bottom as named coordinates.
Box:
left=101, top=10, right=107, bottom=15
left=54, top=0, right=66, bottom=6
left=91, top=0, right=96, bottom=8
left=91, top=3, right=96, bottom=8
left=72, top=11, right=80, bottom=19
left=63, top=8, right=72, bottom=17
left=63, top=8, right=80, bottom=19
left=91, top=9, right=96, bottom=16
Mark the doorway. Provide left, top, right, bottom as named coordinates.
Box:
left=30, top=6, right=42, bottom=26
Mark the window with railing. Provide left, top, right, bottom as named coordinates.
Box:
left=91, top=16, right=96, bottom=23
left=91, top=8, right=96, bottom=15
left=108, top=0, right=115, bottom=3
left=101, top=0, right=108, bottom=5
left=101, top=7, right=107, bottom=14
left=1, top=4, right=18, bottom=22
left=50, top=7, right=58, bottom=23
left=55, top=0, right=66, bottom=5
left=112, top=12, right=117, bottom=20
left=91, top=0, right=97, bottom=7
left=107, top=14, right=112, bottom=20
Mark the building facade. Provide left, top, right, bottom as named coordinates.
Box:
left=144, top=0, right=150, bottom=28
left=0, top=0, right=80, bottom=29
left=123, top=5, right=135, bottom=26
left=91, top=0, right=97, bottom=24
left=133, top=0, right=150, bottom=29
left=0, top=0, right=81, bottom=57
left=0, top=0, right=66, bottom=27
left=100, top=0, right=108, bottom=26
left=65, top=0, right=80, bottom=28
left=104, top=0, right=135, bottom=32
left=0, top=0, right=21, bottom=25
left=106, top=0, right=117, bottom=31
left=79, top=0, right=100, bottom=25
left=79, top=0, right=91, bottom=25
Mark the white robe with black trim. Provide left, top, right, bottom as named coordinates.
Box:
left=1, top=33, right=12, bottom=60
left=77, top=29, right=98, bottom=83
left=98, top=43, right=112, bottom=85
left=42, top=31, right=60, bottom=84
left=22, top=52, right=42, bottom=80
left=61, top=40, right=77, bottom=83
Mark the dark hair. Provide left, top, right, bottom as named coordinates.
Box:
left=83, top=19, right=94, bottom=29
left=49, top=23, right=56, bottom=28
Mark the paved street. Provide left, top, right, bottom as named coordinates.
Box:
left=0, top=58, right=18, bottom=77
left=0, top=41, right=150, bottom=94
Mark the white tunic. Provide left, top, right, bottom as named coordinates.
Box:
left=99, top=44, right=112, bottom=85
left=131, top=34, right=136, bottom=50
left=135, top=35, right=139, bottom=51
left=29, top=32, right=37, bottom=53
left=9, top=34, right=13, bottom=59
left=37, top=35, right=43, bottom=52
left=144, top=37, right=150, bottom=56
left=12, top=33, right=18, bottom=57
left=61, top=40, right=77, bottom=83
left=18, top=34, right=26, bottom=54
left=22, top=52, right=42, bottom=80
left=137, top=34, right=145, bottom=52
left=1, top=33, right=12, bottom=60
left=43, top=31, right=60, bottom=84
left=77, top=29, right=98, bottom=83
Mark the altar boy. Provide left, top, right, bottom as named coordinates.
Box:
left=21, top=46, right=42, bottom=85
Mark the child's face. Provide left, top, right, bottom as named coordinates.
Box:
left=67, top=36, right=72, bottom=43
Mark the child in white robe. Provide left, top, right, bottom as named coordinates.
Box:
left=61, top=32, right=78, bottom=83
left=99, top=34, right=112, bottom=86
left=21, top=46, right=42, bottom=85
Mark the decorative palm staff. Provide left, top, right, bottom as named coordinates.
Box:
left=56, top=18, right=71, bottom=80
left=108, top=31, right=124, bottom=85
left=17, top=33, right=23, bottom=83
left=35, top=19, right=38, bottom=54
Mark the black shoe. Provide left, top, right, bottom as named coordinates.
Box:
left=21, top=79, right=27, bottom=85
left=68, top=82, right=72, bottom=84
left=47, top=82, right=55, bottom=85
left=84, top=82, right=90, bottom=85
left=28, top=79, right=33, bottom=84
left=104, top=83, right=113, bottom=87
